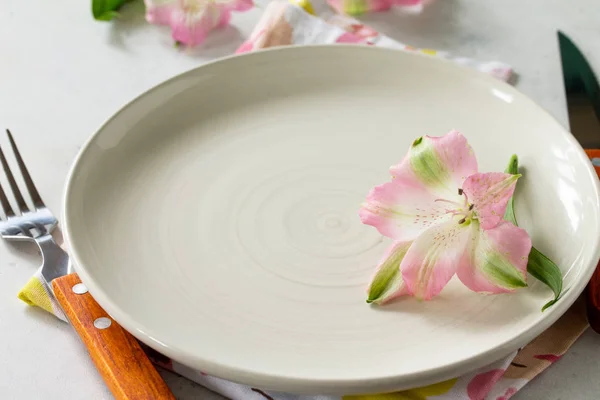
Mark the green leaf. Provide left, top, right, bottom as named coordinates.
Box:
left=528, top=247, right=563, bottom=311
left=92, top=0, right=127, bottom=21
left=504, top=155, right=563, bottom=311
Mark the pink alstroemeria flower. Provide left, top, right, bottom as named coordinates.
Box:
left=145, top=0, right=253, bottom=47
left=361, top=130, right=532, bottom=303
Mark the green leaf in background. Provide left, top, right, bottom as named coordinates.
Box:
left=92, top=0, right=127, bottom=21
left=504, top=155, right=563, bottom=311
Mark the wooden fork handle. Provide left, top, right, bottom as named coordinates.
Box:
left=52, top=273, right=176, bottom=400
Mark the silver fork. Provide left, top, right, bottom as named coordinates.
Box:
left=0, top=129, right=69, bottom=284
left=1, top=129, right=176, bottom=399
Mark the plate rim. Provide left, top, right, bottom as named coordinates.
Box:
left=62, top=44, right=600, bottom=393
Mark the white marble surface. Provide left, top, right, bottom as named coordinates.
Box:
left=0, top=0, right=599, bottom=398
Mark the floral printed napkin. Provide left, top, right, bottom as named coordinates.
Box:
left=142, top=297, right=589, bottom=399
left=18, top=1, right=593, bottom=399
left=238, top=0, right=513, bottom=82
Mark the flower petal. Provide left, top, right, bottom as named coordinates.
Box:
left=216, top=9, right=232, bottom=28
left=367, top=241, right=412, bottom=304
left=400, top=216, right=470, bottom=300
left=462, top=172, right=520, bottom=230
left=389, top=130, right=478, bottom=198
left=359, top=179, right=456, bottom=241
left=144, top=0, right=176, bottom=25
left=169, top=6, right=217, bottom=46
left=457, top=220, right=531, bottom=293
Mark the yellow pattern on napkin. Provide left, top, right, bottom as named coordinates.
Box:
left=343, top=378, right=457, bottom=400
left=289, top=0, right=316, bottom=14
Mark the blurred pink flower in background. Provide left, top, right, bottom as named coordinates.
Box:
left=145, top=0, right=253, bottom=46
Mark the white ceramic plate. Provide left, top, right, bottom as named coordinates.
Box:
left=64, top=46, right=600, bottom=394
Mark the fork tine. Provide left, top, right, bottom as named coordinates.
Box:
left=0, top=181, right=14, bottom=217
left=0, top=142, right=30, bottom=214
left=6, top=130, right=44, bottom=208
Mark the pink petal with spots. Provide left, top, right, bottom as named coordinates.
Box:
left=467, top=369, right=505, bottom=400
left=457, top=221, right=531, bottom=293
left=359, top=179, right=457, bottom=241
left=367, top=241, right=412, bottom=304
left=144, top=0, right=176, bottom=25
left=400, top=217, right=470, bottom=299
left=390, top=130, right=478, bottom=199
left=462, top=172, right=520, bottom=230
left=534, top=354, right=561, bottom=363
left=428, top=130, right=479, bottom=190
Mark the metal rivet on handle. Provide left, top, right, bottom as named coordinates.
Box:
left=94, top=317, right=112, bottom=329
left=72, top=283, right=88, bottom=295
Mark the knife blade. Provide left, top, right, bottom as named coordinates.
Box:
left=558, top=30, right=600, bottom=333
